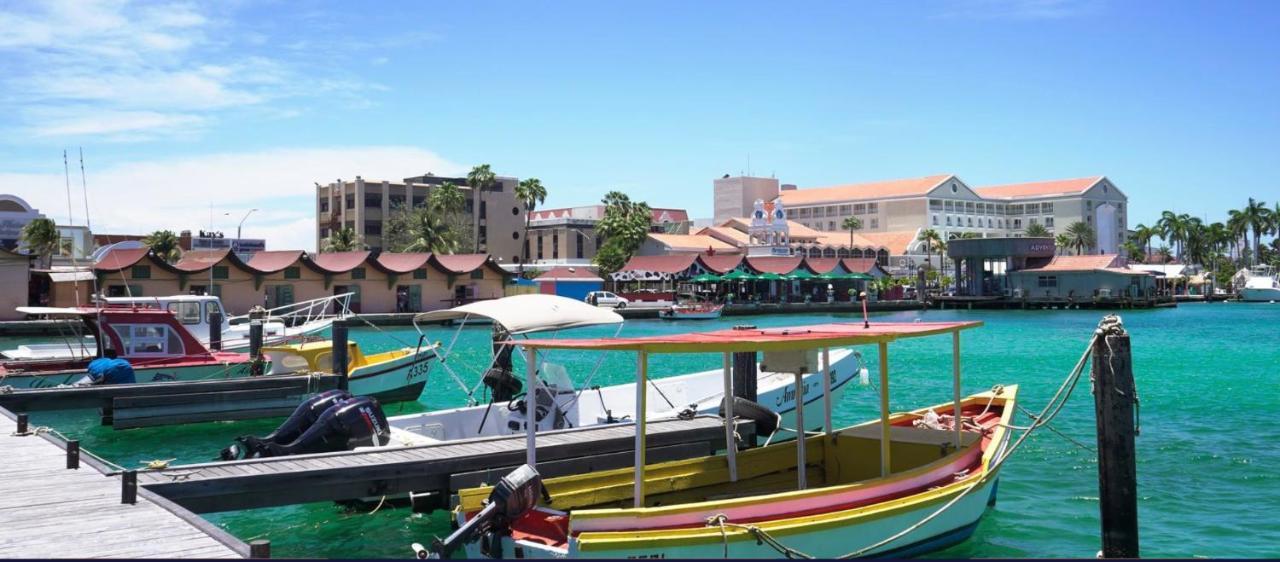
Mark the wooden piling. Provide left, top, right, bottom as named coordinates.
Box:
left=332, top=321, right=349, bottom=392
left=66, top=440, right=79, bottom=469
left=122, top=470, right=138, bottom=504
left=207, top=311, right=223, bottom=351
left=249, top=321, right=264, bottom=376
left=249, top=539, right=271, bottom=559
left=15, top=413, right=27, bottom=434
left=1092, top=316, right=1139, bottom=558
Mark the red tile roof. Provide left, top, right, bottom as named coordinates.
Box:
left=246, top=250, right=305, bottom=273
left=534, top=267, right=604, bottom=282
left=974, top=177, right=1103, bottom=199
left=803, top=257, right=842, bottom=274
left=618, top=254, right=698, bottom=274
left=697, top=254, right=744, bottom=274
left=374, top=252, right=432, bottom=273
left=173, top=249, right=233, bottom=272
left=309, top=251, right=372, bottom=273
left=841, top=258, right=884, bottom=274
left=779, top=174, right=954, bottom=206
left=651, top=208, right=690, bottom=223
left=432, top=254, right=502, bottom=275
left=648, top=233, right=738, bottom=253
left=1019, top=254, right=1128, bottom=272
left=94, top=248, right=150, bottom=271
left=746, top=256, right=804, bottom=275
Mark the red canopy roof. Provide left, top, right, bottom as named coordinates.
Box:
left=618, top=254, right=697, bottom=274
left=697, top=254, right=744, bottom=274
left=510, top=321, right=982, bottom=353
left=309, top=251, right=372, bottom=273
left=173, top=249, right=233, bottom=272
left=803, top=257, right=843, bottom=274
left=246, top=250, right=305, bottom=273
left=432, top=254, right=501, bottom=275
left=746, top=256, right=804, bottom=275
left=375, top=252, right=433, bottom=273
left=841, top=258, right=884, bottom=275
left=95, top=248, right=150, bottom=271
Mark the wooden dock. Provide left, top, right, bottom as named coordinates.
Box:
left=0, top=407, right=248, bottom=559
left=138, top=416, right=751, bottom=514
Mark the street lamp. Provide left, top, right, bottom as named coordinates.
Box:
left=234, top=209, right=258, bottom=252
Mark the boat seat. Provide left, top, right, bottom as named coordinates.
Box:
left=838, top=424, right=980, bottom=448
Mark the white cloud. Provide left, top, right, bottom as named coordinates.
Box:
left=2, top=146, right=466, bottom=252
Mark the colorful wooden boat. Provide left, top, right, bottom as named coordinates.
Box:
left=658, top=302, right=724, bottom=320
left=430, top=320, right=1017, bottom=559
left=261, top=340, right=436, bottom=403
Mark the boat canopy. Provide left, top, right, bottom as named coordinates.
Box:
left=15, top=306, right=99, bottom=317
left=413, top=294, right=624, bottom=335
left=507, top=321, right=980, bottom=353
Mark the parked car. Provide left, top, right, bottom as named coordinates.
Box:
left=585, top=291, right=629, bottom=308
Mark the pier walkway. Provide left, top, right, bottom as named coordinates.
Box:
left=0, top=407, right=247, bottom=558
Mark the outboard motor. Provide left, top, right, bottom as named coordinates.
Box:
left=220, top=390, right=354, bottom=460
left=718, top=396, right=781, bottom=439
left=481, top=368, right=522, bottom=402
left=221, top=395, right=390, bottom=460
left=415, top=464, right=545, bottom=559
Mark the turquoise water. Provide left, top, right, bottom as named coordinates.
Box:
left=14, top=303, right=1280, bottom=558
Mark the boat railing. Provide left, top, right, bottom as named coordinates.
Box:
left=229, top=292, right=354, bottom=327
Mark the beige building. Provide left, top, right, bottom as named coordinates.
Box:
left=316, top=173, right=526, bottom=264
left=0, top=249, right=32, bottom=319
left=523, top=206, right=691, bottom=269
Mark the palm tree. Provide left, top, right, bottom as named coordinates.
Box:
left=1054, top=233, right=1072, bottom=255
left=19, top=217, right=60, bottom=268
left=1064, top=221, right=1096, bottom=256
left=1132, top=223, right=1157, bottom=262
left=390, top=207, right=459, bottom=254
left=841, top=216, right=863, bottom=250
left=322, top=226, right=361, bottom=252
left=1025, top=223, right=1050, bottom=238
left=515, top=178, right=547, bottom=275
left=916, top=229, right=944, bottom=278
left=1156, top=245, right=1173, bottom=264
left=466, top=164, right=497, bottom=252
left=1234, top=198, right=1270, bottom=266
left=142, top=229, right=183, bottom=263
left=1121, top=240, right=1145, bottom=263
left=593, top=191, right=653, bottom=274
left=1156, top=211, right=1189, bottom=259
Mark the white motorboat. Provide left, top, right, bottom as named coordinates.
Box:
left=2, top=293, right=352, bottom=361
left=1237, top=265, right=1280, bottom=302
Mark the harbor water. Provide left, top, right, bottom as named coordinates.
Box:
left=12, top=303, right=1280, bottom=558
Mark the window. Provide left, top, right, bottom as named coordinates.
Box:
left=946, top=216, right=953, bottom=226
left=478, top=225, right=487, bottom=245
left=1029, top=217, right=1039, bottom=225
left=839, top=204, right=852, bottom=215
left=470, top=269, right=484, bottom=279
left=967, top=217, right=973, bottom=227
left=413, top=269, right=427, bottom=280
left=365, top=221, right=382, bottom=236
left=284, top=267, right=300, bottom=279
left=868, top=202, right=878, bottom=214
left=351, top=267, right=366, bottom=280
left=1026, top=203, right=1040, bottom=215
left=998, top=219, right=1004, bottom=228
left=870, top=218, right=879, bottom=229
left=166, top=302, right=201, bottom=325
left=114, top=324, right=184, bottom=356
left=212, top=266, right=229, bottom=280
left=345, top=194, right=355, bottom=209
left=951, top=183, right=959, bottom=193
left=827, top=221, right=836, bottom=231
left=268, top=285, right=295, bottom=308
left=552, top=233, right=559, bottom=259
left=987, top=218, right=993, bottom=228
left=1037, top=276, right=1058, bottom=288
left=966, top=202, right=976, bottom=213
left=576, top=232, right=585, bottom=259
left=364, top=193, right=381, bottom=208
left=512, top=206, right=520, bottom=216
left=1013, top=219, right=1022, bottom=229
left=320, top=200, right=330, bottom=213
left=1042, top=202, right=1053, bottom=213
left=853, top=203, right=866, bottom=215
left=944, top=201, right=954, bottom=212
left=537, top=234, right=544, bottom=259
left=1045, top=217, right=1055, bottom=227
left=389, top=194, right=406, bottom=208
left=412, top=196, right=426, bottom=208
left=319, top=227, right=329, bottom=238
left=929, top=199, right=942, bottom=210
left=131, top=265, right=151, bottom=279
left=480, top=201, right=487, bottom=219
left=932, top=215, right=939, bottom=225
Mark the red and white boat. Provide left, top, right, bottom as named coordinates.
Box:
left=658, top=302, right=724, bottom=320
left=0, top=307, right=253, bottom=390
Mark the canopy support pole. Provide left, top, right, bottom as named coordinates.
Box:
left=794, top=370, right=806, bottom=490
left=878, top=341, right=891, bottom=477
left=822, top=347, right=833, bottom=436
left=634, top=351, right=648, bottom=508
left=525, top=347, right=538, bottom=467
left=721, top=352, right=738, bottom=482
left=952, top=331, right=963, bottom=451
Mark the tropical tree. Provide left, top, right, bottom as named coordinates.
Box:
left=916, top=229, right=944, bottom=280
left=1064, top=221, right=1096, bottom=255
left=1024, top=223, right=1050, bottom=238
left=593, top=191, right=652, bottom=275
left=1054, top=233, right=1072, bottom=256
left=427, top=181, right=473, bottom=252
left=19, top=217, right=60, bottom=268
left=1121, top=240, right=1146, bottom=263
left=384, top=205, right=459, bottom=254
left=515, top=178, right=548, bottom=275
left=841, top=216, right=862, bottom=250
left=1157, top=211, right=1190, bottom=259
left=1156, top=245, right=1173, bottom=264
left=1231, top=198, right=1270, bottom=266
left=1132, top=223, right=1157, bottom=262
left=322, top=226, right=362, bottom=252
left=142, top=229, right=183, bottom=263
left=466, top=164, right=497, bottom=252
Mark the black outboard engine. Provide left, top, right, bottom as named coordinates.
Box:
left=718, top=396, right=781, bottom=439
left=481, top=368, right=522, bottom=402
left=220, top=389, right=354, bottom=460
left=416, top=464, right=545, bottom=559
left=221, top=394, right=390, bottom=460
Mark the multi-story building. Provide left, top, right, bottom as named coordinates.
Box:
left=715, top=174, right=1128, bottom=258
left=315, top=174, right=525, bottom=262
left=713, top=176, right=787, bottom=224
left=523, top=206, right=689, bottom=269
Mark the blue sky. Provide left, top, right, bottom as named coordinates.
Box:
left=3, top=0, right=1278, bottom=250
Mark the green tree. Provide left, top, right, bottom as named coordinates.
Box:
left=593, top=191, right=652, bottom=275
left=466, top=164, right=497, bottom=252
left=1132, top=223, right=1157, bottom=261
left=322, top=226, right=362, bottom=252
left=515, top=178, right=547, bottom=275
left=428, top=181, right=473, bottom=252
left=1230, top=198, right=1270, bottom=266
left=384, top=205, right=459, bottom=254
left=1157, top=211, right=1190, bottom=260
left=20, top=217, right=60, bottom=268
left=1054, top=233, right=1072, bottom=256
left=916, top=229, right=945, bottom=285
left=1024, top=223, right=1050, bottom=238
left=142, top=229, right=183, bottom=263
left=841, top=216, right=862, bottom=250
left=1156, top=245, right=1173, bottom=264
left=1064, top=221, right=1096, bottom=255
left=1121, top=240, right=1146, bottom=263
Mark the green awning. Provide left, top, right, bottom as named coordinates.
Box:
left=843, top=272, right=874, bottom=280
left=756, top=272, right=785, bottom=281
left=721, top=270, right=753, bottom=281
left=787, top=269, right=815, bottom=280
left=690, top=273, right=722, bottom=283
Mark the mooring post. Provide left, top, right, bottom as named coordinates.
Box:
left=332, top=321, right=349, bottom=392
left=208, top=310, right=223, bottom=351
left=1092, top=315, right=1139, bottom=558
left=122, top=470, right=137, bottom=504
left=66, top=440, right=80, bottom=469
left=249, top=320, right=264, bottom=376
left=15, top=413, right=28, bottom=434
left=249, top=539, right=271, bottom=559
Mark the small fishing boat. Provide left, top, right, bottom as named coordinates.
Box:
left=0, top=307, right=253, bottom=389
left=425, top=320, right=1019, bottom=559
left=659, top=302, right=724, bottom=320
left=261, top=339, right=436, bottom=403
left=1237, top=265, right=1280, bottom=302
left=2, top=293, right=353, bottom=361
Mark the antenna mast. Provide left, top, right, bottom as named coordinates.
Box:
left=79, top=147, right=92, bottom=230
left=63, top=150, right=75, bottom=226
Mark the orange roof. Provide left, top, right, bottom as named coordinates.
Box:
left=432, top=254, right=505, bottom=275
left=715, top=218, right=825, bottom=242
left=374, top=252, right=432, bottom=273
left=1019, top=254, right=1131, bottom=272
left=697, top=226, right=751, bottom=246
left=246, top=250, right=305, bottom=273
left=746, top=256, right=804, bottom=275
left=618, top=254, right=698, bottom=274
left=309, top=251, right=372, bottom=273
left=173, top=249, right=234, bottom=272
left=854, top=231, right=918, bottom=254
left=779, top=174, right=954, bottom=206
left=841, top=258, right=886, bottom=274
left=647, top=233, right=738, bottom=253
left=95, top=248, right=151, bottom=271
left=974, top=176, right=1103, bottom=199
left=697, top=254, right=744, bottom=274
